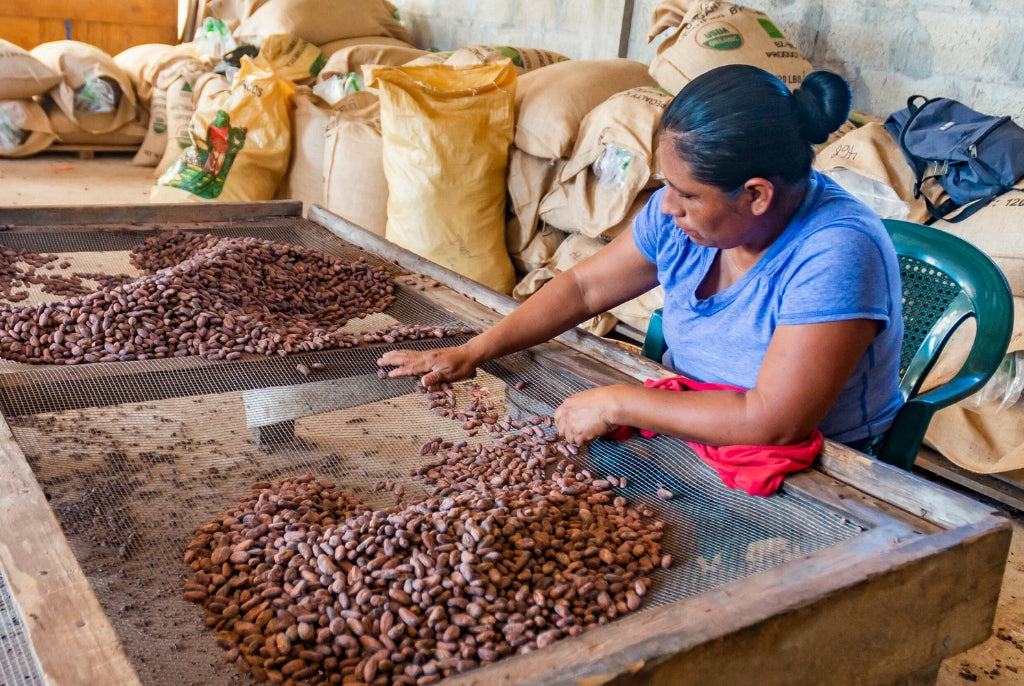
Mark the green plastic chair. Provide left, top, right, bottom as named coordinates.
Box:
left=641, top=218, right=1014, bottom=470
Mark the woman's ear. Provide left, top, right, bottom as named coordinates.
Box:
left=743, top=177, right=775, bottom=216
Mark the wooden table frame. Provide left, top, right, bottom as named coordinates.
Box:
left=0, top=202, right=1010, bottom=686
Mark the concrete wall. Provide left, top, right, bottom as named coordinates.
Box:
left=395, top=0, right=629, bottom=63
left=394, top=0, right=1024, bottom=123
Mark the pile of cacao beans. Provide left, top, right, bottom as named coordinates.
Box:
left=0, top=231, right=396, bottom=364
left=184, top=382, right=669, bottom=685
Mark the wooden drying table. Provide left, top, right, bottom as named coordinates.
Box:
left=0, top=201, right=1010, bottom=686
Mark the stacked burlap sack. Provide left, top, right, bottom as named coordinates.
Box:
left=507, top=58, right=669, bottom=335
left=29, top=40, right=147, bottom=149
left=138, top=0, right=418, bottom=203
left=501, top=0, right=818, bottom=336
left=286, top=43, right=572, bottom=297
left=0, top=40, right=60, bottom=157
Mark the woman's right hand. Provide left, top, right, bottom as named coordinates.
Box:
left=377, top=345, right=480, bottom=387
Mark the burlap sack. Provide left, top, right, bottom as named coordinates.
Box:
left=30, top=41, right=138, bottom=135
left=647, top=0, right=813, bottom=95
left=235, top=0, right=413, bottom=47
left=0, top=40, right=62, bottom=100
left=114, top=43, right=203, bottom=103
left=507, top=219, right=568, bottom=275
left=0, top=100, right=56, bottom=158
left=610, top=285, right=666, bottom=334
left=203, top=0, right=272, bottom=33
left=514, top=59, right=658, bottom=160
left=922, top=296, right=1024, bottom=473
left=318, top=35, right=417, bottom=59
left=365, top=62, right=517, bottom=294
left=813, top=122, right=930, bottom=224
left=818, top=110, right=884, bottom=149
left=278, top=87, right=331, bottom=208
left=405, top=46, right=570, bottom=74
left=45, top=101, right=147, bottom=145
left=930, top=184, right=1024, bottom=297
left=506, top=149, right=565, bottom=252
left=132, top=87, right=168, bottom=166
left=323, top=92, right=388, bottom=236
left=512, top=233, right=617, bottom=336
left=113, top=43, right=183, bottom=104
left=152, top=35, right=323, bottom=203
left=546, top=86, right=672, bottom=239
left=539, top=184, right=655, bottom=241
left=155, top=68, right=227, bottom=177
left=319, top=40, right=428, bottom=78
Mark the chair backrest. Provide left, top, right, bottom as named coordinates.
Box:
left=641, top=219, right=1013, bottom=470
left=876, top=219, right=1013, bottom=468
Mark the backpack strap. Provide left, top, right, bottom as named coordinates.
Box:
left=898, top=95, right=940, bottom=200
left=928, top=187, right=1008, bottom=223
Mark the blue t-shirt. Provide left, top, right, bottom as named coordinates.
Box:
left=632, top=171, right=904, bottom=443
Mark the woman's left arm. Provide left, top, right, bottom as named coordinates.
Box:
left=555, top=318, right=879, bottom=446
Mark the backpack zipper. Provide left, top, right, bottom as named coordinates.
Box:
left=968, top=115, right=1011, bottom=157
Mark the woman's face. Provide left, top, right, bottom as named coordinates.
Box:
left=657, top=137, right=757, bottom=249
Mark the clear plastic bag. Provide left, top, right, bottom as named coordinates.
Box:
left=0, top=102, right=28, bottom=152
left=592, top=144, right=634, bottom=190
left=823, top=168, right=910, bottom=220
left=73, top=76, right=118, bottom=113
left=312, top=72, right=366, bottom=106
left=194, top=17, right=237, bottom=59
left=959, top=351, right=1024, bottom=415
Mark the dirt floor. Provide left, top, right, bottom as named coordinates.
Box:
left=1, top=150, right=1023, bottom=684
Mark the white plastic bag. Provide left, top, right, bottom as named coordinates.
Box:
left=312, top=72, right=366, bottom=106
left=823, top=168, right=910, bottom=220
left=0, top=101, right=28, bottom=151
left=73, top=76, right=117, bottom=113
left=194, top=18, right=237, bottom=59
left=592, top=144, right=634, bottom=190
left=959, top=351, right=1024, bottom=415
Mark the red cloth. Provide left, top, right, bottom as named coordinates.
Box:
left=605, top=376, right=822, bottom=497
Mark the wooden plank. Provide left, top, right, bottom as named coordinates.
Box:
left=783, top=468, right=941, bottom=535
left=915, top=446, right=1024, bottom=512
left=444, top=517, right=1011, bottom=686
left=0, top=200, right=304, bottom=229
left=4, top=1, right=178, bottom=28
left=0, top=413, right=141, bottom=685
left=73, top=22, right=178, bottom=57
left=0, top=17, right=65, bottom=50
left=817, top=441, right=1002, bottom=530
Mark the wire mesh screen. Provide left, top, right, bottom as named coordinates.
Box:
left=0, top=220, right=863, bottom=686
left=0, top=564, right=44, bottom=686
left=897, top=254, right=961, bottom=379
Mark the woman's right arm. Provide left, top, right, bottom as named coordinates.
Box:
left=377, top=229, right=660, bottom=386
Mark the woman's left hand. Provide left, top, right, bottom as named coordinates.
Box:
left=554, top=386, right=625, bottom=445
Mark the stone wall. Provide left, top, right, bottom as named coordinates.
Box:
left=395, top=0, right=1024, bottom=123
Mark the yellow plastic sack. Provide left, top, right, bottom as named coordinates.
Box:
left=365, top=62, right=517, bottom=294
left=152, top=35, right=324, bottom=203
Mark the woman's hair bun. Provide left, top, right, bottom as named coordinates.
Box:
left=792, top=70, right=852, bottom=145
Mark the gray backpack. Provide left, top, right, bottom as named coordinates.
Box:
left=884, top=95, right=1024, bottom=222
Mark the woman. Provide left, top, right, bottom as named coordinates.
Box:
left=378, top=64, right=904, bottom=452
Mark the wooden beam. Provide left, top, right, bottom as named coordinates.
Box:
left=0, top=200, right=304, bottom=229
left=4, top=1, right=177, bottom=28
left=0, top=414, right=140, bottom=685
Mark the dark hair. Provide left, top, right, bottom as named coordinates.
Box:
left=658, top=65, right=852, bottom=191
